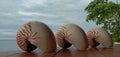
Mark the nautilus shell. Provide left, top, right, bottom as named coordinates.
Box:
left=87, top=28, right=113, bottom=48
left=16, top=21, right=56, bottom=52
left=55, top=24, right=88, bottom=50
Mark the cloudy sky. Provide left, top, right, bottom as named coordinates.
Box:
left=1, top=0, right=118, bottom=40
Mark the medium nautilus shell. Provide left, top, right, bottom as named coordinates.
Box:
left=55, top=24, right=88, bottom=50
left=87, top=28, right=113, bottom=48
left=16, top=21, right=56, bottom=52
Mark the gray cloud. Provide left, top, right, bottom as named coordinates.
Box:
left=0, top=0, right=101, bottom=40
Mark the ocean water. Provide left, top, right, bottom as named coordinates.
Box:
left=0, top=40, right=20, bottom=51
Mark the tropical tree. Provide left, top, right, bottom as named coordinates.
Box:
left=85, top=0, right=120, bottom=42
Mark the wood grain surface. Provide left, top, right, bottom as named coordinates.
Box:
left=0, top=44, right=120, bottom=57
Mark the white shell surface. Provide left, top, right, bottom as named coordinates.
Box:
left=97, top=28, right=113, bottom=48
left=87, top=28, right=113, bottom=48
left=16, top=21, right=56, bottom=52
left=56, top=24, right=88, bottom=50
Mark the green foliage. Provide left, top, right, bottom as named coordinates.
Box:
left=85, top=0, right=120, bottom=42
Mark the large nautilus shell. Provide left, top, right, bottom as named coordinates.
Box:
left=55, top=24, right=88, bottom=50
left=16, top=21, right=56, bottom=52
left=87, top=28, right=113, bottom=48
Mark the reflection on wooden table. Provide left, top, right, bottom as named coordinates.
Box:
left=0, top=44, right=120, bottom=57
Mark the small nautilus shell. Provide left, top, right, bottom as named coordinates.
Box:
left=16, top=21, right=56, bottom=52
left=55, top=24, right=88, bottom=50
left=87, top=28, right=113, bottom=48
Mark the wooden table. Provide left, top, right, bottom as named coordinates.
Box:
left=0, top=44, right=120, bottom=57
